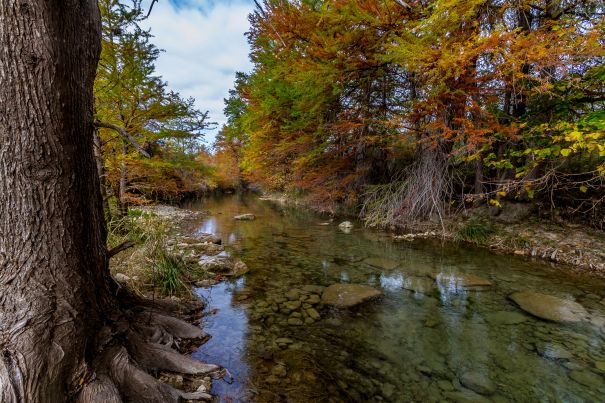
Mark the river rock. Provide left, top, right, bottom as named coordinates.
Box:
left=302, top=284, right=325, bottom=294
left=402, top=276, right=436, bottom=293
left=198, top=256, right=249, bottom=277
left=485, top=311, right=529, bottom=325
left=431, top=272, right=493, bottom=290
left=234, top=213, right=255, bottom=221
left=536, top=342, right=573, bottom=360
left=509, top=291, right=589, bottom=323
left=569, top=370, right=604, bottom=388
left=459, top=372, right=496, bottom=395
left=364, top=257, right=399, bottom=270
left=338, top=221, right=353, bottom=229
left=321, top=283, right=383, bottom=308
left=285, top=289, right=301, bottom=301
left=272, top=364, right=287, bottom=377
left=284, top=300, right=301, bottom=310
left=287, top=317, right=304, bottom=326
left=306, top=308, right=321, bottom=320
left=114, top=273, right=130, bottom=283
left=196, top=233, right=222, bottom=245
left=306, top=294, right=321, bottom=305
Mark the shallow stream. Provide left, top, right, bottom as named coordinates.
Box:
left=184, top=195, right=605, bottom=402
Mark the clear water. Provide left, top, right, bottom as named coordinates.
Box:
left=184, top=195, right=605, bottom=402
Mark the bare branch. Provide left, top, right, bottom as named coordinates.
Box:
left=95, top=121, right=151, bottom=158
left=145, top=0, right=158, bottom=19
left=108, top=240, right=136, bottom=258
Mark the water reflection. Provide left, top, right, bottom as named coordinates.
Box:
left=184, top=195, right=605, bottom=402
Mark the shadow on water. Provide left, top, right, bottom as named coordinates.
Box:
left=184, top=194, right=605, bottom=402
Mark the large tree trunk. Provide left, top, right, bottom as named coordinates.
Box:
left=0, top=1, right=110, bottom=400
left=0, top=2, right=219, bottom=402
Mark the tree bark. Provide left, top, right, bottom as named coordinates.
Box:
left=0, top=1, right=110, bottom=401
left=0, top=3, right=219, bottom=402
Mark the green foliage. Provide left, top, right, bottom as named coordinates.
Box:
left=96, top=0, right=214, bottom=206
left=455, top=217, right=496, bottom=244
left=154, top=251, right=187, bottom=296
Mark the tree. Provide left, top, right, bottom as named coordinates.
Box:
left=96, top=0, right=213, bottom=214
left=0, top=2, right=219, bottom=402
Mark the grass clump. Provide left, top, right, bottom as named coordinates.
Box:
left=455, top=217, right=496, bottom=244
left=107, top=209, right=191, bottom=297
left=155, top=250, right=188, bottom=295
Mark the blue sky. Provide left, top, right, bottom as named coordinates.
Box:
left=141, top=0, right=255, bottom=145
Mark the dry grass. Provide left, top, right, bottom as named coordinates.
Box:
left=108, top=210, right=190, bottom=296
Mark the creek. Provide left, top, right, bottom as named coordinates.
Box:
left=182, top=195, right=605, bottom=402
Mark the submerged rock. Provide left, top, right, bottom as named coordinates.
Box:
left=363, top=257, right=399, bottom=271
left=484, top=311, right=529, bottom=325
left=234, top=213, right=255, bottom=221
left=321, top=283, right=383, bottom=308
left=459, top=372, right=496, bottom=396
left=569, top=370, right=604, bottom=388
left=536, top=342, right=573, bottom=360
left=509, top=291, right=589, bottom=323
left=402, top=276, right=436, bottom=293
left=431, top=272, right=493, bottom=291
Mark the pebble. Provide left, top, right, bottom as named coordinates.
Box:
left=288, top=318, right=304, bottom=326
left=306, top=308, right=321, bottom=320
left=459, top=372, right=496, bottom=395
left=272, top=364, right=287, bottom=377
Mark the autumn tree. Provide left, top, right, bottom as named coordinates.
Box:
left=0, top=2, right=219, bottom=401
left=96, top=0, right=213, bottom=215
left=233, top=0, right=604, bottom=227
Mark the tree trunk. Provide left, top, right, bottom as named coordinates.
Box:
left=0, top=1, right=110, bottom=400
left=118, top=143, right=129, bottom=216
left=0, top=2, right=219, bottom=402
left=94, top=129, right=112, bottom=221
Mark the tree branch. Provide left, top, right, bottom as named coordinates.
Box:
left=108, top=240, right=136, bottom=258
left=95, top=121, right=151, bottom=158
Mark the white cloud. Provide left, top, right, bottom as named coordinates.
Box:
left=142, top=0, right=254, bottom=144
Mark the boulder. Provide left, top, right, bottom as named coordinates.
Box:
left=363, top=257, right=399, bottom=271
left=431, top=272, right=493, bottom=291
left=234, top=213, right=255, bottom=221
left=321, top=283, right=383, bottom=308
left=509, top=291, right=589, bottom=323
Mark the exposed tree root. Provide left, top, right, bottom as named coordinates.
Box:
left=76, top=295, right=222, bottom=403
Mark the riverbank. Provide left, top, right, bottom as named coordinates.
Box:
left=107, top=204, right=252, bottom=400
left=260, top=193, right=605, bottom=276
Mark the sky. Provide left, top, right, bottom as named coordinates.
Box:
left=141, top=0, right=255, bottom=145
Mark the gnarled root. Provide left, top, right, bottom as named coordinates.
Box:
left=77, top=296, right=221, bottom=403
